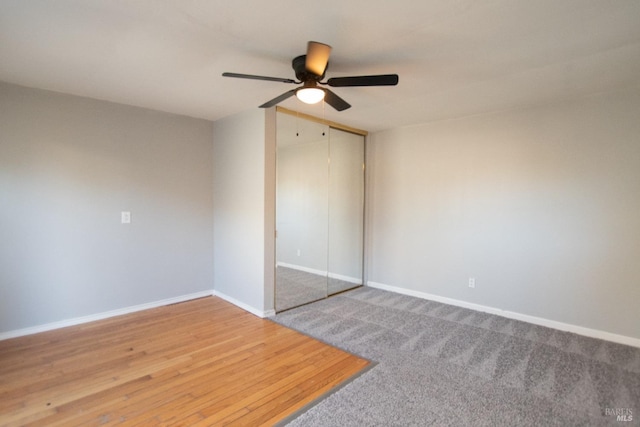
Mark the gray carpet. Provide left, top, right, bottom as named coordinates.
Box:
left=275, top=266, right=361, bottom=311
left=271, top=287, right=640, bottom=426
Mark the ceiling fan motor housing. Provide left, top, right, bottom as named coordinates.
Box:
left=292, top=55, right=326, bottom=82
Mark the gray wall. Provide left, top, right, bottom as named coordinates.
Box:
left=0, top=82, right=214, bottom=333
left=212, top=108, right=275, bottom=315
left=367, top=87, right=640, bottom=339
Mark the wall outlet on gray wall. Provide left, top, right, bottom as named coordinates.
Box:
left=121, top=211, right=131, bottom=224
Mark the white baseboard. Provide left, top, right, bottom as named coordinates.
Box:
left=277, top=262, right=326, bottom=277
left=328, top=272, right=362, bottom=285
left=277, top=262, right=362, bottom=284
left=212, top=290, right=275, bottom=318
left=367, top=281, right=640, bottom=348
left=0, top=290, right=214, bottom=341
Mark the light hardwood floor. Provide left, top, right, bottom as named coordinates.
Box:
left=0, top=297, right=369, bottom=426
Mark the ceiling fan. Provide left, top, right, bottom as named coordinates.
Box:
left=222, top=41, right=399, bottom=111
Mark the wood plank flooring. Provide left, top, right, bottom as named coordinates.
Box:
left=0, top=297, right=369, bottom=426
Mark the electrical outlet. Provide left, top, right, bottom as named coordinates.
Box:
left=468, top=277, right=475, bottom=288
left=121, top=211, right=131, bottom=224
left=297, top=249, right=301, bottom=256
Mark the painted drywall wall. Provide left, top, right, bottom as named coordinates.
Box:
left=263, top=108, right=276, bottom=314
left=212, top=108, right=275, bottom=315
left=0, top=82, right=214, bottom=333
left=367, top=87, right=640, bottom=340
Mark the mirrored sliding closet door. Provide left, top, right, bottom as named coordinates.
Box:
left=275, top=109, right=365, bottom=312
left=327, top=127, right=364, bottom=296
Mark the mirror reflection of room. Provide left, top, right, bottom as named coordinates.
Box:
left=276, top=113, right=329, bottom=310
left=275, top=110, right=364, bottom=312
left=327, top=127, right=364, bottom=295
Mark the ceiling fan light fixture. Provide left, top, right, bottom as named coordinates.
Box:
left=222, top=40, right=397, bottom=111
left=296, top=87, right=325, bottom=104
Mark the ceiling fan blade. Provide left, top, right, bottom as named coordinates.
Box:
left=222, top=72, right=296, bottom=84
left=327, top=74, right=399, bottom=87
left=259, top=89, right=297, bottom=108
left=322, top=88, right=351, bottom=111
left=305, top=41, right=332, bottom=76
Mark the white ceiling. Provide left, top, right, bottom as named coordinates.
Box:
left=1, top=0, right=639, bottom=132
